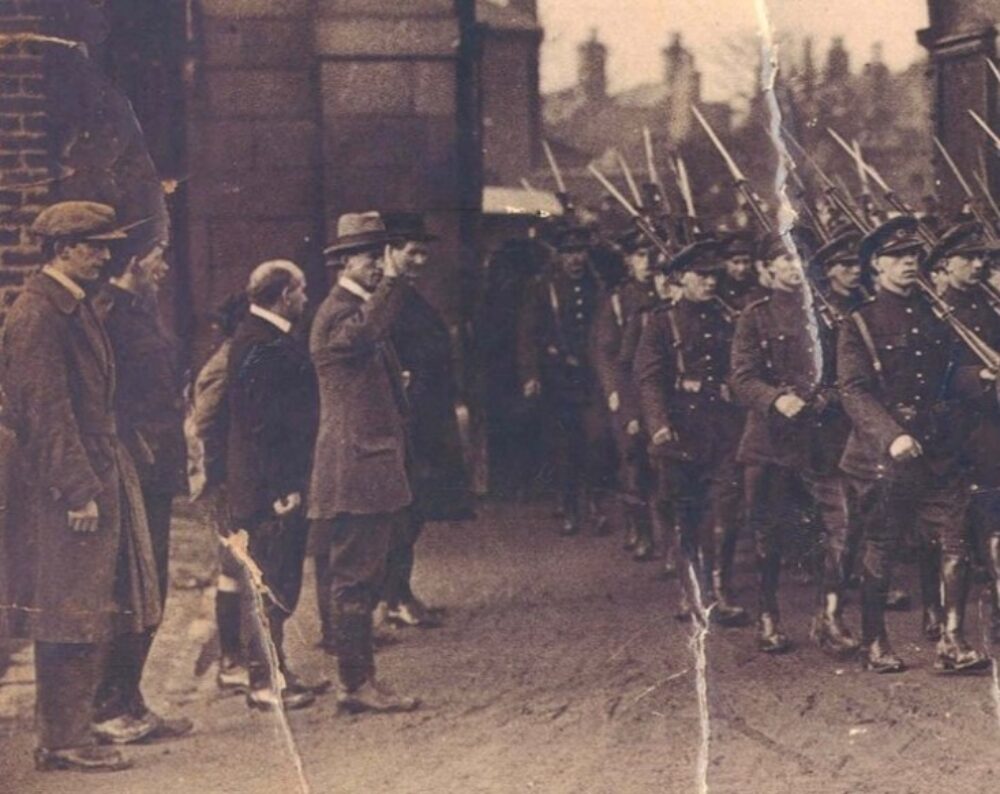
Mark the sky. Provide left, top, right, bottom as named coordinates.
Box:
left=537, top=0, right=930, bottom=100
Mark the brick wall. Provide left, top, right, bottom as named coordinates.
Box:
left=0, top=1, right=55, bottom=322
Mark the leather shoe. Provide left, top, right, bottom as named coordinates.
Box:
left=861, top=637, right=905, bottom=674
left=388, top=601, right=443, bottom=629
left=35, top=745, right=131, bottom=773
left=217, top=658, right=250, bottom=693
left=935, top=633, right=991, bottom=673
left=711, top=599, right=751, bottom=628
left=337, top=679, right=420, bottom=714
left=756, top=613, right=790, bottom=654
left=246, top=687, right=315, bottom=712
left=810, top=611, right=860, bottom=657
left=92, top=713, right=156, bottom=745
left=284, top=669, right=332, bottom=696
left=136, top=710, right=193, bottom=742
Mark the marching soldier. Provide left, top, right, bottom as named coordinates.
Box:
left=635, top=239, right=748, bottom=625
left=717, top=231, right=763, bottom=312
left=730, top=234, right=858, bottom=655
left=593, top=230, right=659, bottom=560
left=518, top=225, right=609, bottom=535
left=927, top=222, right=1000, bottom=642
left=838, top=216, right=991, bottom=673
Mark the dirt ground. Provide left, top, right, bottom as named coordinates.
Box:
left=2, top=497, right=1000, bottom=794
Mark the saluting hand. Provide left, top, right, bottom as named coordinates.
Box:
left=68, top=500, right=99, bottom=533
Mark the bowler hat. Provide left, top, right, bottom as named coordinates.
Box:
left=383, top=212, right=439, bottom=243
left=858, top=216, right=925, bottom=267
left=30, top=201, right=133, bottom=242
left=324, top=211, right=393, bottom=256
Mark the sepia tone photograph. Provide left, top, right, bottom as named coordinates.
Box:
left=1, top=0, right=999, bottom=791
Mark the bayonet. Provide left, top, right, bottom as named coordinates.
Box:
left=615, top=149, right=644, bottom=209
left=969, top=109, right=1000, bottom=151
left=542, top=139, right=568, bottom=194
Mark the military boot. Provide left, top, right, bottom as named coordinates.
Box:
left=860, top=635, right=906, bottom=673
left=757, top=613, right=790, bottom=653
left=936, top=554, right=990, bottom=673
left=811, top=592, right=860, bottom=657
left=711, top=568, right=750, bottom=627
left=918, top=542, right=942, bottom=640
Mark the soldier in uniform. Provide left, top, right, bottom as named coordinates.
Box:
left=717, top=231, right=763, bottom=313
left=838, top=216, right=991, bottom=673
left=730, top=234, right=858, bottom=654
left=926, top=223, right=1000, bottom=642
left=635, top=239, right=748, bottom=625
left=593, top=230, right=659, bottom=560
left=518, top=225, right=609, bottom=535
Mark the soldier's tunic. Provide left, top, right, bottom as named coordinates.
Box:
left=635, top=297, right=743, bottom=582
left=719, top=274, right=766, bottom=314
left=838, top=286, right=986, bottom=642
left=517, top=268, right=607, bottom=515
left=593, top=279, right=659, bottom=509
left=730, top=288, right=850, bottom=617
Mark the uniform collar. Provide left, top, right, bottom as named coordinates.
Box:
left=41, top=265, right=86, bottom=303
left=338, top=275, right=373, bottom=302
left=249, top=303, right=292, bottom=334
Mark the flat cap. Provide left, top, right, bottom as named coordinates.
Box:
left=30, top=201, right=130, bottom=241
left=858, top=216, right=925, bottom=266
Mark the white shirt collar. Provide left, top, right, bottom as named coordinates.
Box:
left=338, top=276, right=373, bottom=302
left=41, top=265, right=86, bottom=301
left=249, top=303, right=292, bottom=334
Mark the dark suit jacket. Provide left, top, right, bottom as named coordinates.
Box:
left=307, top=277, right=412, bottom=518
left=391, top=281, right=472, bottom=520
left=226, top=312, right=318, bottom=526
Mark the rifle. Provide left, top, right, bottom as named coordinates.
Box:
left=588, top=163, right=675, bottom=264
left=933, top=136, right=998, bottom=240
left=614, top=149, right=644, bottom=210
left=691, top=104, right=772, bottom=232
left=968, top=110, right=1000, bottom=152
left=641, top=126, right=672, bottom=219
left=542, top=139, right=574, bottom=214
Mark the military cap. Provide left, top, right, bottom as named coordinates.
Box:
left=757, top=232, right=792, bottom=263
left=30, top=201, right=131, bottom=242
left=618, top=226, right=667, bottom=254
left=552, top=223, right=592, bottom=253
left=667, top=239, right=723, bottom=275
left=383, top=211, right=439, bottom=243
left=719, top=230, right=755, bottom=258
left=858, top=216, right=925, bottom=266
left=811, top=230, right=862, bottom=271
left=324, top=211, right=393, bottom=256
left=924, top=221, right=998, bottom=270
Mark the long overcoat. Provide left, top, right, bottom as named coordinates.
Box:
left=0, top=273, right=160, bottom=642
left=307, top=277, right=412, bottom=518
